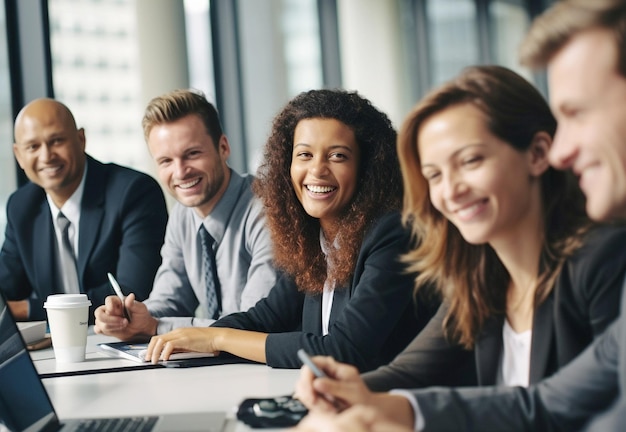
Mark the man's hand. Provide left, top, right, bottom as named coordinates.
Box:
left=94, top=293, right=158, bottom=340
left=7, top=299, right=28, bottom=320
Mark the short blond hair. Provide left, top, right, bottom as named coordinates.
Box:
left=520, top=0, right=626, bottom=76
left=142, top=89, right=223, bottom=145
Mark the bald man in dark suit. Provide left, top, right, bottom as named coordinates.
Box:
left=1, top=98, right=168, bottom=323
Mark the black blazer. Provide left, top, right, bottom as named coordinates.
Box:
left=364, top=225, right=626, bottom=391
left=409, top=261, right=626, bottom=432
left=0, top=156, right=168, bottom=322
left=212, top=212, right=440, bottom=372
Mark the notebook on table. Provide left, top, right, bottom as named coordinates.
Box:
left=0, top=292, right=226, bottom=432
left=97, top=341, right=216, bottom=363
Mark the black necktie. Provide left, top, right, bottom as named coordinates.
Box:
left=57, top=212, right=80, bottom=293
left=199, top=226, right=221, bottom=319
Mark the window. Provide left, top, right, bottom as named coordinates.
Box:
left=0, top=2, right=15, bottom=244
left=48, top=0, right=149, bottom=173
left=236, top=0, right=324, bottom=171
left=42, top=0, right=540, bottom=181
left=489, top=0, right=531, bottom=80
left=427, top=0, right=480, bottom=86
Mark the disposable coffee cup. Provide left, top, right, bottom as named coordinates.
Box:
left=43, top=294, right=91, bottom=363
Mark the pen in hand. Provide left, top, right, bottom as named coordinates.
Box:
left=107, top=272, right=132, bottom=322
left=297, top=349, right=347, bottom=412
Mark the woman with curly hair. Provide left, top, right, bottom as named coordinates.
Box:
left=144, top=89, right=438, bottom=371
left=294, top=66, right=626, bottom=420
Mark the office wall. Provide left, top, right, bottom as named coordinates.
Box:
left=337, top=0, right=407, bottom=127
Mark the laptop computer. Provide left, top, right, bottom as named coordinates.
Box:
left=0, top=292, right=226, bottom=432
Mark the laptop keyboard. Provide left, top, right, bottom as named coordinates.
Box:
left=64, top=416, right=158, bottom=432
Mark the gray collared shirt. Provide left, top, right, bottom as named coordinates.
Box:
left=144, top=170, right=276, bottom=334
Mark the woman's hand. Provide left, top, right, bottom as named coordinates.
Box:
left=144, top=327, right=221, bottom=363
left=294, top=356, right=376, bottom=412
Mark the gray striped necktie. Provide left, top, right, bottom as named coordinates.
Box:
left=57, top=212, right=80, bottom=294
left=199, top=226, right=221, bottom=320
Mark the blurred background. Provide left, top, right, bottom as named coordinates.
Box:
left=0, top=0, right=554, bottom=242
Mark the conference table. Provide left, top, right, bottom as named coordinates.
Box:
left=29, top=330, right=302, bottom=431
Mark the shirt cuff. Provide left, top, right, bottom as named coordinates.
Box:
left=156, top=316, right=216, bottom=334
left=390, top=389, right=424, bottom=431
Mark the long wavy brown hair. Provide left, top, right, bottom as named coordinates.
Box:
left=398, top=66, right=591, bottom=349
left=254, top=89, right=401, bottom=294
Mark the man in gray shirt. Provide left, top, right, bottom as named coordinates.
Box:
left=94, top=89, right=275, bottom=339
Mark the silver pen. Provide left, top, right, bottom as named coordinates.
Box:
left=107, top=272, right=132, bottom=322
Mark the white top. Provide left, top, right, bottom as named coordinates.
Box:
left=320, top=231, right=337, bottom=336
left=498, top=319, right=533, bottom=387
left=321, top=286, right=335, bottom=336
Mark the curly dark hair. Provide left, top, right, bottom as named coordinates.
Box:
left=253, top=89, right=401, bottom=293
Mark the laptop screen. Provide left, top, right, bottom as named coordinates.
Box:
left=0, top=293, right=60, bottom=432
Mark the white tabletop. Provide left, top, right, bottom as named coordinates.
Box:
left=32, top=331, right=301, bottom=431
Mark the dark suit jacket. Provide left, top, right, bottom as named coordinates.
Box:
left=386, top=225, right=626, bottom=432
left=364, top=225, right=626, bottom=392
left=0, top=155, right=168, bottom=323
left=212, top=212, right=440, bottom=372
left=407, top=276, right=626, bottom=432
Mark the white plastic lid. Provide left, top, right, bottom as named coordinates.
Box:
left=44, top=294, right=92, bottom=309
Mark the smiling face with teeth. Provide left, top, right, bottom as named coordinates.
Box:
left=418, top=103, right=548, bottom=246
left=13, top=99, right=87, bottom=208
left=547, top=28, right=626, bottom=221
left=290, top=118, right=360, bottom=236
left=147, top=114, right=231, bottom=218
